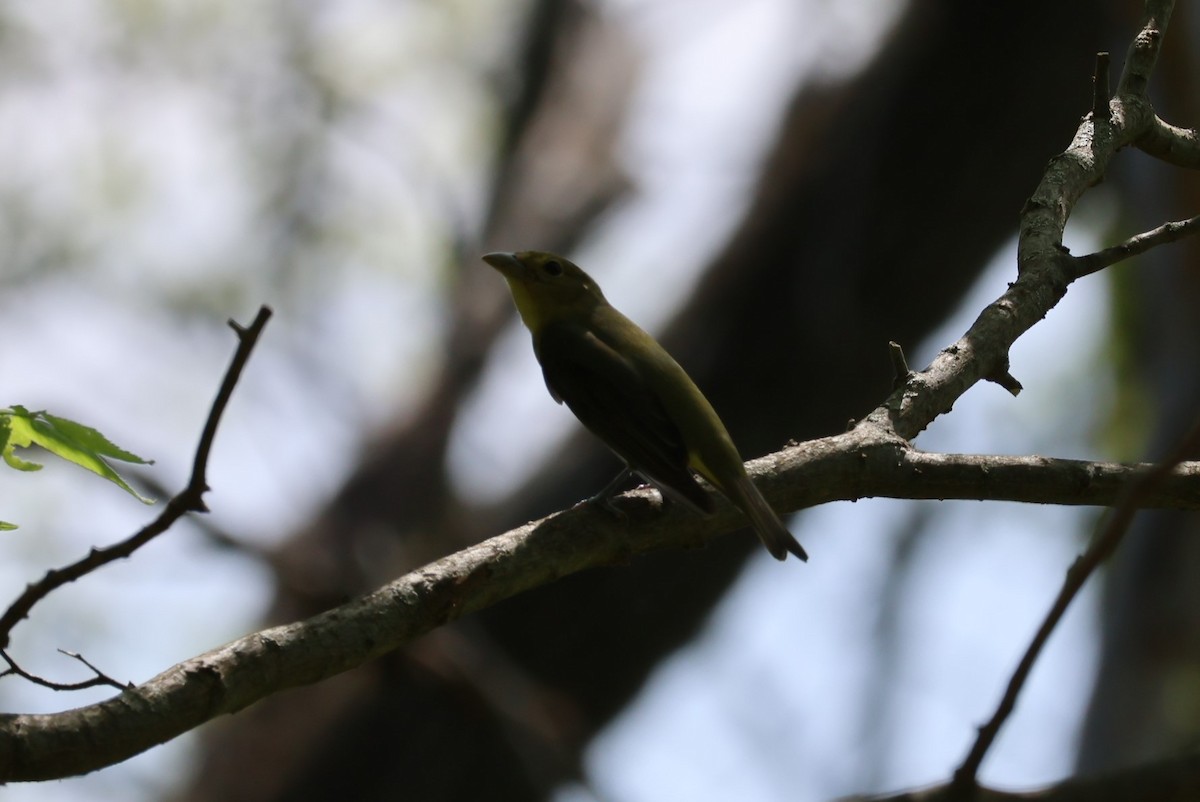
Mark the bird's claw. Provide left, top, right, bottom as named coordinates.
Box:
left=579, top=491, right=628, bottom=523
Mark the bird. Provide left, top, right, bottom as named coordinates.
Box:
left=483, top=250, right=807, bottom=562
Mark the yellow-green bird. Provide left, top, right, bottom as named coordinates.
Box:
left=483, top=250, right=807, bottom=562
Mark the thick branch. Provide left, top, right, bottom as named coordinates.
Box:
left=1113, top=0, right=1171, bottom=98
left=2, top=428, right=1199, bottom=781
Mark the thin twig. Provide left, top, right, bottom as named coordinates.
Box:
left=850, top=746, right=1200, bottom=801
left=888, top=341, right=911, bottom=390
left=57, top=649, right=132, bottom=690
left=1073, top=214, right=1200, bottom=277
left=950, top=415, right=1200, bottom=794
left=0, top=306, right=273, bottom=650
left=0, top=649, right=128, bottom=692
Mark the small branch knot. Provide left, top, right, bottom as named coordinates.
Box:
left=887, top=341, right=912, bottom=390
left=1092, top=51, right=1111, bottom=122
left=984, top=356, right=1023, bottom=397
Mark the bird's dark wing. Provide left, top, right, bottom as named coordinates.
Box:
left=535, top=324, right=713, bottom=513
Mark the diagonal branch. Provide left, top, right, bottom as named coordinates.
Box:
left=951, top=416, right=1200, bottom=793
left=1, top=431, right=1198, bottom=781
left=847, top=746, right=1200, bottom=802
left=0, top=306, right=273, bottom=650
left=856, top=0, right=1174, bottom=446
left=1073, top=214, right=1200, bottom=277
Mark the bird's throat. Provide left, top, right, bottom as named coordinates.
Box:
left=504, top=277, right=545, bottom=333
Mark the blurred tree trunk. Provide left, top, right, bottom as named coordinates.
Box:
left=177, top=3, right=1110, bottom=800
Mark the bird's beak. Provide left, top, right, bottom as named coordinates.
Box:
left=482, top=251, right=524, bottom=278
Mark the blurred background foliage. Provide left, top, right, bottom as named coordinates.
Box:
left=1, top=1, right=1198, bottom=800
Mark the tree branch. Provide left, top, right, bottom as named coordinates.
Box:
left=1, top=430, right=1198, bottom=781
left=846, top=747, right=1200, bottom=802
left=0, top=649, right=128, bottom=693
left=1135, top=115, right=1200, bottom=168
left=1073, top=214, right=1200, bottom=277
left=853, top=1, right=1177, bottom=446
left=0, top=306, right=273, bottom=649
left=951, top=416, right=1200, bottom=793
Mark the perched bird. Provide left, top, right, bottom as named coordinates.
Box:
left=483, top=250, right=807, bottom=562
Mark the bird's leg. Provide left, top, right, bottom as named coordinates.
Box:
left=582, top=467, right=637, bottom=520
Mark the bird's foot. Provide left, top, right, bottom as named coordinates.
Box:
left=582, top=491, right=628, bottom=523
left=575, top=468, right=637, bottom=523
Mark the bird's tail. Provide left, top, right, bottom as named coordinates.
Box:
left=728, top=473, right=808, bottom=562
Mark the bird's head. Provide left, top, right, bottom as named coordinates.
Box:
left=483, top=251, right=607, bottom=332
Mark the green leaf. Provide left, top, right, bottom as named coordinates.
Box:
left=3, top=449, right=44, bottom=471
left=40, top=412, right=152, bottom=465
left=0, top=421, right=12, bottom=529
left=2, top=406, right=154, bottom=504
left=0, top=415, right=39, bottom=470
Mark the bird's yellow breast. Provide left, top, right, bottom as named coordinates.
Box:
left=504, top=277, right=546, bottom=333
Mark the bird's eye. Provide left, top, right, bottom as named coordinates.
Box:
left=543, top=260, right=563, bottom=277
